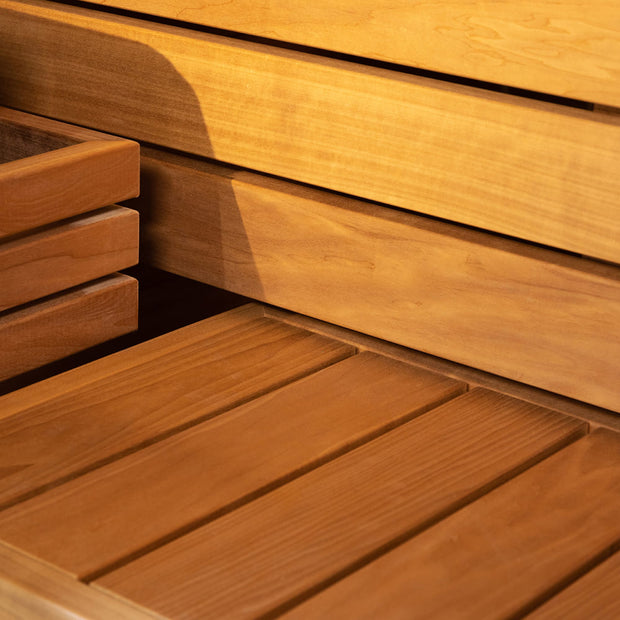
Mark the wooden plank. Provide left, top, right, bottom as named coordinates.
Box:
left=0, top=353, right=465, bottom=579
left=1, top=2, right=620, bottom=261
left=87, top=0, right=620, bottom=107
left=136, top=147, right=620, bottom=411
left=0, top=141, right=140, bottom=238
left=528, top=552, right=620, bottom=619
left=0, top=542, right=163, bottom=620
left=95, top=389, right=586, bottom=620
left=0, top=312, right=354, bottom=509
left=0, top=206, right=139, bottom=312
left=281, top=429, right=620, bottom=620
left=0, top=274, right=137, bottom=382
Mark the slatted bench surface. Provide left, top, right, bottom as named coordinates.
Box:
left=0, top=304, right=619, bottom=619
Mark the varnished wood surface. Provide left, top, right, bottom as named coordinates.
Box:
left=88, top=0, right=620, bottom=107
left=0, top=542, right=163, bottom=620
left=283, top=430, right=620, bottom=619
left=2, top=1, right=620, bottom=260
left=0, top=306, right=618, bottom=617
left=96, top=390, right=585, bottom=619
left=0, top=308, right=353, bottom=509
left=0, top=206, right=139, bottom=312
left=0, top=274, right=138, bottom=382
left=134, top=147, right=620, bottom=411
left=0, top=353, right=464, bottom=578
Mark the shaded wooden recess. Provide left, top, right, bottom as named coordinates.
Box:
left=87, top=0, right=620, bottom=108
left=1, top=305, right=620, bottom=618
left=1, top=1, right=619, bottom=263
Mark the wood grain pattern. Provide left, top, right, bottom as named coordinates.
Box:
left=89, top=0, right=620, bottom=107
left=0, top=274, right=137, bottom=382
left=95, top=389, right=586, bottom=620
left=0, top=312, right=353, bottom=509
left=528, top=552, right=620, bottom=619
left=0, top=542, right=163, bottom=620
left=2, top=1, right=620, bottom=260
left=0, top=353, right=465, bottom=579
left=283, top=430, right=620, bottom=620
left=0, top=206, right=139, bottom=311
left=135, top=147, right=620, bottom=411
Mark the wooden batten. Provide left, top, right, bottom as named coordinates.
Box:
left=1, top=0, right=619, bottom=261
left=132, top=148, right=620, bottom=412
left=0, top=206, right=139, bottom=312
left=86, top=0, right=620, bottom=108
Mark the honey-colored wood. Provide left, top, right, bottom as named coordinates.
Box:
left=528, top=552, right=620, bottom=619
left=2, top=1, right=620, bottom=260
left=0, top=274, right=137, bottom=382
left=0, top=311, right=353, bottom=509
left=0, top=206, right=139, bottom=312
left=95, top=389, right=586, bottom=620
left=283, top=430, right=620, bottom=620
left=0, top=353, right=465, bottom=579
left=134, top=148, right=620, bottom=411
left=0, top=542, right=163, bottom=619
left=88, top=0, right=620, bottom=107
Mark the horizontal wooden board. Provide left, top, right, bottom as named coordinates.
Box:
left=529, top=552, right=620, bottom=619
left=0, top=206, right=139, bottom=311
left=0, top=310, right=353, bottom=509
left=0, top=542, right=163, bottom=620
left=0, top=274, right=137, bottom=382
left=87, top=0, right=620, bottom=107
left=96, top=390, right=586, bottom=619
left=134, top=148, right=620, bottom=411
left=0, top=353, right=465, bottom=579
left=2, top=1, right=620, bottom=261
left=282, top=430, right=620, bottom=620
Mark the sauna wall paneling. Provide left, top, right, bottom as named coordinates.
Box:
left=1, top=0, right=619, bottom=261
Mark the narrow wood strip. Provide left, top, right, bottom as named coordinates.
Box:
left=0, top=542, right=163, bottom=619
left=0, top=353, right=465, bottom=579
left=0, top=206, right=139, bottom=311
left=95, top=389, right=586, bottom=620
left=2, top=1, right=620, bottom=260
left=282, top=430, right=620, bottom=620
left=0, top=314, right=354, bottom=509
left=86, top=0, right=620, bottom=107
left=136, top=147, right=620, bottom=411
left=0, top=274, right=137, bottom=382
left=0, top=139, right=140, bottom=237
left=528, top=551, right=620, bottom=619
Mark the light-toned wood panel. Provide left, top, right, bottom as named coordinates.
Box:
left=0, top=542, right=163, bottom=620
left=0, top=353, right=465, bottom=579
left=0, top=274, right=137, bottom=382
left=0, top=314, right=353, bottom=509
left=2, top=1, right=620, bottom=261
left=528, top=552, right=620, bottom=619
left=88, top=0, right=620, bottom=107
left=96, top=390, right=586, bottom=620
left=0, top=206, right=139, bottom=312
left=283, top=430, right=620, bottom=620
left=0, top=140, right=140, bottom=238
left=135, top=148, right=620, bottom=411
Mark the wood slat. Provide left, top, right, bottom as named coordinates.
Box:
left=2, top=1, right=620, bottom=261
left=0, top=310, right=353, bottom=509
left=282, top=429, right=620, bottom=620
left=0, top=206, right=139, bottom=312
left=86, top=0, right=620, bottom=107
left=135, top=147, right=620, bottom=411
left=528, top=552, right=620, bottom=619
left=95, top=389, right=586, bottom=620
left=0, top=542, right=163, bottom=620
left=0, top=353, right=465, bottom=579
left=0, top=274, right=137, bottom=382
